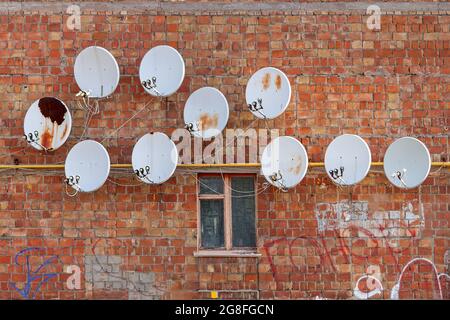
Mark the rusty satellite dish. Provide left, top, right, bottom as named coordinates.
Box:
left=139, top=45, right=185, bottom=97
left=64, top=140, right=110, bottom=193
left=23, top=97, right=72, bottom=151
left=74, top=46, right=120, bottom=98
left=325, top=134, right=372, bottom=186
left=183, top=87, right=229, bottom=139
left=132, top=132, right=178, bottom=184
left=246, top=67, right=291, bottom=119
left=383, top=137, right=431, bottom=189
left=261, top=136, right=308, bottom=191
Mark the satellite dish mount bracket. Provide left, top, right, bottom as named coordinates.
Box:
left=269, top=170, right=288, bottom=192
left=76, top=89, right=99, bottom=115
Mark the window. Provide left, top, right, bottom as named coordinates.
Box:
left=197, top=174, right=257, bottom=255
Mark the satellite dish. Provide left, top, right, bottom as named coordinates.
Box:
left=131, top=132, right=178, bottom=184
left=261, top=136, right=308, bottom=190
left=139, top=45, right=185, bottom=97
left=23, top=97, right=72, bottom=151
left=183, top=87, right=229, bottom=139
left=383, top=137, right=431, bottom=189
left=325, top=134, right=371, bottom=186
left=246, top=67, right=291, bottom=119
left=64, top=140, right=110, bottom=192
left=74, top=46, right=120, bottom=98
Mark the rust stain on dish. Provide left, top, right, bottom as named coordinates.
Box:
left=40, top=129, right=53, bottom=150
left=289, top=156, right=302, bottom=175
left=275, top=75, right=282, bottom=90
left=37, top=97, right=68, bottom=150
left=199, top=113, right=219, bottom=131
left=262, top=73, right=271, bottom=90
left=61, top=123, right=68, bottom=140
left=38, top=97, right=67, bottom=125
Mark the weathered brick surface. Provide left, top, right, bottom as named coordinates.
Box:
left=0, top=1, right=448, bottom=299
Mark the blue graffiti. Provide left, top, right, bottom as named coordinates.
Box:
left=10, top=247, right=59, bottom=299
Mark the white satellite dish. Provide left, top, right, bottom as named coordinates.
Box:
left=139, top=45, right=185, bottom=97
left=325, top=134, right=372, bottom=186
left=64, top=140, right=110, bottom=192
left=131, top=132, right=178, bottom=184
left=383, top=137, right=431, bottom=189
left=261, top=136, right=308, bottom=190
left=74, top=46, right=120, bottom=98
left=245, top=67, right=291, bottom=119
left=23, top=97, right=72, bottom=151
left=183, top=87, right=229, bottom=139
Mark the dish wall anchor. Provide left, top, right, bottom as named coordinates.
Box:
left=76, top=89, right=99, bottom=114
left=269, top=170, right=288, bottom=192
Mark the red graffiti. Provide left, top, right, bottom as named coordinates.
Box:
left=262, top=223, right=418, bottom=281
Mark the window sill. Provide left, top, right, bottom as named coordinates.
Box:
left=194, top=250, right=261, bottom=258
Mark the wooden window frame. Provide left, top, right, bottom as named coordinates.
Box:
left=194, top=173, right=260, bottom=258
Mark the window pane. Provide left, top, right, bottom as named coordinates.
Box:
left=231, top=177, right=256, bottom=247
left=200, top=199, right=224, bottom=248
left=199, top=177, right=224, bottom=195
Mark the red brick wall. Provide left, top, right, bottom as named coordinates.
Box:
left=0, top=1, right=448, bottom=299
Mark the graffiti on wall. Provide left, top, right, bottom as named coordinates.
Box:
left=10, top=239, right=168, bottom=299
left=353, top=274, right=384, bottom=299
left=263, top=199, right=448, bottom=299
left=10, top=247, right=82, bottom=299
left=263, top=224, right=422, bottom=277
left=264, top=236, right=449, bottom=299
left=390, top=258, right=449, bottom=300
left=10, top=247, right=60, bottom=299
left=353, top=258, right=450, bottom=300
left=353, top=265, right=384, bottom=299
